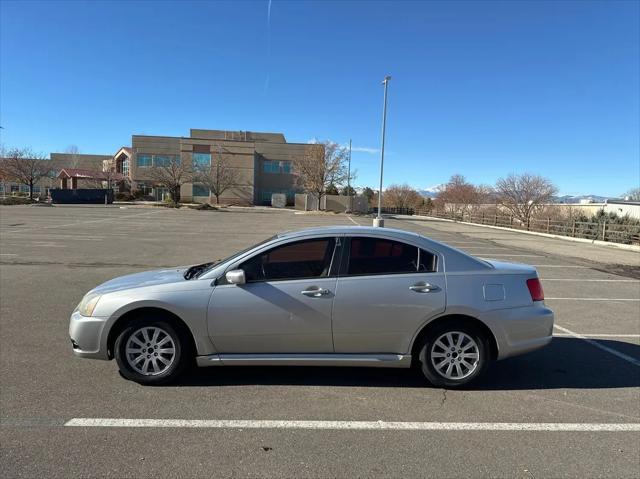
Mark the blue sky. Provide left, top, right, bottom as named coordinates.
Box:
left=1, top=0, right=638, bottom=196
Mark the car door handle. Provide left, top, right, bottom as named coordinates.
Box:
left=301, top=287, right=330, bottom=297
left=409, top=282, right=439, bottom=293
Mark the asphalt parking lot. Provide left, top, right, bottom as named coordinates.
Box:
left=1, top=205, right=639, bottom=478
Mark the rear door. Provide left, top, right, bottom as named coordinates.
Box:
left=208, top=236, right=339, bottom=353
left=331, top=236, right=446, bottom=354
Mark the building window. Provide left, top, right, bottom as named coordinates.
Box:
left=19, top=185, right=30, bottom=193
left=137, top=183, right=153, bottom=196
left=154, top=155, right=170, bottom=167
left=263, top=160, right=292, bottom=174
left=122, top=158, right=130, bottom=177
left=137, top=154, right=179, bottom=168
left=32, top=186, right=41, bottom=194
left=137, top=155, right=152, bottom=167
left=11, top=185, right=19, bottom=193
left=193, top=153, right=211, bottom=167
left=192, top=183, right=210, bottom=197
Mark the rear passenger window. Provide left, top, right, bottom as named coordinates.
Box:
left=419, top=249, right=437, bottom=272
left=347, top=237, right=436, bottom=275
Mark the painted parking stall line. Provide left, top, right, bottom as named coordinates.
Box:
left=546, top=297, right=640, bottom=302
left=554, top=325, right=640, bottom=367
left=62, top=418, right=640, bottom=432
left=543, top=279, right=640, bottom=283
left=553, top=333, right=640, bottom=338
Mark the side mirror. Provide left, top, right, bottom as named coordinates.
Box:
left=225, top=269, right=246, bottom=285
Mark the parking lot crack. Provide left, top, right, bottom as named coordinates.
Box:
left=439, top=389, right=447, bottom=407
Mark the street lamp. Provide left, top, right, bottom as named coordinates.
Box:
left=345, top=138, right=352, bottom=213
left=374, top=75, right=391, bottom=227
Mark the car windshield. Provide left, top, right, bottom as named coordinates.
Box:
left=189, top=235, right=277, bottom=279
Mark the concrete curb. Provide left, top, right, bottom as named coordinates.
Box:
left=398, top=214, right=640, bottom=253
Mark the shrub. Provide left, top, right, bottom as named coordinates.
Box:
left=115, top=192, right=134, bottom=201
left=188, top=203, right=218, bottom=211
left=0, top=196, right=35, bottom=205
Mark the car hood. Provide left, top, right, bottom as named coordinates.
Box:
left=91, top=267, right=187, bottom=294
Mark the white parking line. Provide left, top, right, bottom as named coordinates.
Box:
left=554, top=325, right=640, bottom=367
left=63, top=418, right=640, bottom=431
left=347, top=216, right=360, bottom=225
left=478, top=254, right=544, bottom=257
left=2, top=210, right=162, bottom=234
left=546, top=297, right=640, bottom=301
left=532, top=265, right=590, bottom=268
left=554, top=333, right=640, bottom=338
left=543, top=279, right=640, bottom=283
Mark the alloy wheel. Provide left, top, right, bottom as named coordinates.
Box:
left=430, top=331, right=480, bottom=380
left=125, top=326, right=176, bottom=376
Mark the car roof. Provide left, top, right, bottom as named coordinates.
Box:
left=278, top=225, right=423, bottom=241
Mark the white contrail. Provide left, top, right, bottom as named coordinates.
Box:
left=264, top=0, right=272, bottom=93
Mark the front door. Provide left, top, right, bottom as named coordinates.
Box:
left=208, top=237, right=338, bottom=353
left=331, top=236, right=446, bottom=354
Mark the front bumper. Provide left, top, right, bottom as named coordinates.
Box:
left=68, top=310, right=111, bottom=360
left=480, top=304, right=554, bottom=360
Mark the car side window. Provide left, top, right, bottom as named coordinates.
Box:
left=346, top=237, right=436, bottom=276
left=418, top=249, right=437, bottom=272
left=240, top=237, right=336, bottom=282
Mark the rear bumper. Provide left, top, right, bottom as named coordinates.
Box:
left=480, top=304, right=554, bottom=360
left=68, top=310, right=111, bottom=360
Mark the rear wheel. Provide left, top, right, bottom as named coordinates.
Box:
left=417, top=321, right=490, bottom=388
left=115, top=319, right=190, bottom=385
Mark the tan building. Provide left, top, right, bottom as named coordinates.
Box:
left=2, top=129, right=317, bottom=205
left=113, top=129, right=314, bottom=205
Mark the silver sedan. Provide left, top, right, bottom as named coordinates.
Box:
left=69, top=226, right=554, bottom=388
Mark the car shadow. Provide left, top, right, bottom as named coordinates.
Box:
left=175, top=338, right=640, bottom=390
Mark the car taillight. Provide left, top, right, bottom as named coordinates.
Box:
left=527, top=278, right=544, bottom=302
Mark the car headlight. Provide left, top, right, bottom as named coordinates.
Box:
left=77, top=293, right=102, bottom=317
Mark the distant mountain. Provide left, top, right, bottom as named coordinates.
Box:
left=417, top=184, right=444, bottom=198
left=553, top=195, right=610, bottom=204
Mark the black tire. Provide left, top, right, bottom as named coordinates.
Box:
left=114, top=318, right=190, bottom=385
left=417, top=320, right=490, bottom=389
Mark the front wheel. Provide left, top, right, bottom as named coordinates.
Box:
left=115, top=320, right=189, bottom=385
left=418, top=322, right=490, bottom=388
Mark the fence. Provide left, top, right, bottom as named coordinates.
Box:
left=381, top=208, right=640, bottom=246
left=50, top=188, right=114, bottom=204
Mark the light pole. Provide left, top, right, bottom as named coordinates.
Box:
left=346, top=138, right=352, bottom=213
left=374, top=75, right=391, bottom=227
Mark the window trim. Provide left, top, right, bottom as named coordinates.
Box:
left=339, top=236, right=439, bottom=278
left=223, top=236, right=341, bottom=284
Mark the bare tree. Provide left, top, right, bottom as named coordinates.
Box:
left=65, top=145, right=81, bottom=168
left=495, top=173, right=558, bottom=229
left=293, top=141, right=351, bottom=208
left=0, top=148, right=52, bottom=199
left=437, top=175, right=482, bottom=217
left=194, top=150, right=240, bottom=204
left=383, top=184, right=424, bottom=210
left=623, top=187, right=640, bottom=201
left=86, top=166, right=124, bottom=190
left=145, top=156, right=191, bottom=204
